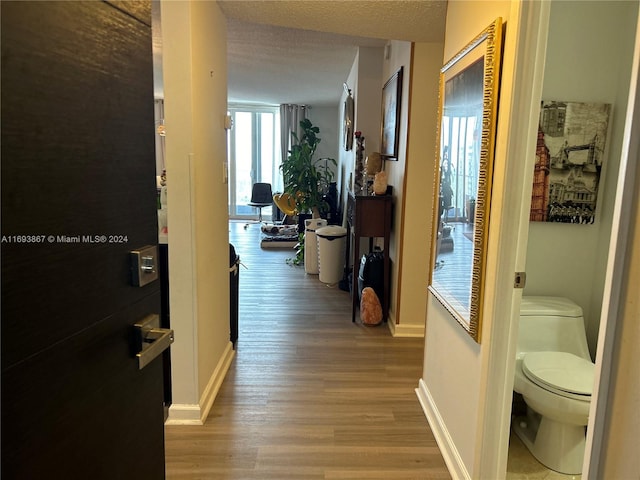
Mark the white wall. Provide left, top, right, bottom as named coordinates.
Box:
left=394, top=42, right=443, bottom=336
left=418, top=1, right=522, bottom=477
left=524, top=0, right=639, bottom=357
left=380, top=41, right=412, bottom=330
left=338, top=48, right=382, bottom=236
left=341, top=45, right=384, bottom=210
left=161, top=0, right=233, bottom=424
left=308, top=106, right=339, bottom=181
left=338, top=60, right=358, bottom=213
left=354, top=47, right=384, bottom=156
left=421, top=297, right=483, bottom=474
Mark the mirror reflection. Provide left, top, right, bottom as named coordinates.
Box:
left=428, top=17, right=502, bottom=342
left=432, top=58, right=484, bottom=319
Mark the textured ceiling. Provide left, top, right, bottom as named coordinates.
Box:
left=153, top=1, right=447, bottom=106
left=226, top=18, right=387, bottom=106
left=220, top=0, right=447, bottom=106
left=218, top=1, right=447, bottom=43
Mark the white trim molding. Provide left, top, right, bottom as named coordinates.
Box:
left=584, top=10, right=640, bottom=477
left=387, top=318, right=425, bottom=337
left=416, top=379, right=470, bottom=480
left=165, top=403, right=202, bottom=425
left=475, top=2, right=551, bottom=477
left=166, top=342, right=235, bottom=425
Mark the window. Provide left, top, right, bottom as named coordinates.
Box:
left=227, top=106, right=281, bottom=218
left=441, top=114, right=480, bottom=221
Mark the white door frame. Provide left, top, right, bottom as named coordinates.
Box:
left=475, top=1, right=551, bottom=477
left=583, top=12, right=640, bottom=478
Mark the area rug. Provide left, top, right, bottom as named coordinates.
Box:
left=260, top=236, right=298, bottom=248
left=260, top=223, right=298, bottom=249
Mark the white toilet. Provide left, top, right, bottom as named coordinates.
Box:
left=513, top=296, right=595, bottom=475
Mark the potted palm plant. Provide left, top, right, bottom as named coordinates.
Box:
left=280, top=118, right=337, bottom=219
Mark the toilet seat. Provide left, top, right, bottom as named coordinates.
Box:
left=522, top=351, right=594, bottom=400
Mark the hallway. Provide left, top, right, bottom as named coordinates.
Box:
left=164, top=220, right=450, bottom=479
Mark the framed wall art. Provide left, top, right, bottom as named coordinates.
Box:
left=343, top=83, right=354, bottom=151
left=428, top=18, right=503, bottom=343
left=380, top=66, right=403, bottom=160
left=530, top=100, right=611, bottom=224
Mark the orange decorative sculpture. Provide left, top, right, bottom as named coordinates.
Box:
left=360, top=287, right=383, bottom=326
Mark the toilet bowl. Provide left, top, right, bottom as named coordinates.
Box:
left=513, top=296, right=595, bottom=475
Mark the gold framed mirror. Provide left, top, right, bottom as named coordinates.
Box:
left=428, top=18, right=503, bottom=343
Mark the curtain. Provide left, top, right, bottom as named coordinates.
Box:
left=279, top=104, right=308, bottom=191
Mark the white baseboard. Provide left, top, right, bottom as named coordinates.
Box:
left=165, top=403, right=203, bottom=425
left=386, top=316, right=425, bottom=337
left=198, top=342, right=235, bottom=422
left=357, top=309, right=425, bottom=337
left=165, top=342, right=235, bottom=425
left=415, top=379, right=470, bottom=480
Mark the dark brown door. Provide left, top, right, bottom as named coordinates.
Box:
left=1, top=2, right=166, bottom=478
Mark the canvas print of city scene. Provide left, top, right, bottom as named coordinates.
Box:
left=530, top=101, right=611, bottom=223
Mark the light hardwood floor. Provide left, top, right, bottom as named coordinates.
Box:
left=164, top=220, right=451, bottom=479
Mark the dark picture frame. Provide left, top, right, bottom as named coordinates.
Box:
left=343, top=89, right=354, bottom=151
left=380, top=66, right=403, bottom=160
left=428, top=18, right=503, bottom=343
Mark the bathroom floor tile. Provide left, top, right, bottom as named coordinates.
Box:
left=507, top=431, right=582, bottom=480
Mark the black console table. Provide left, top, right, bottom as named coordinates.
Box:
left=346, top=192, right=392, bottom=323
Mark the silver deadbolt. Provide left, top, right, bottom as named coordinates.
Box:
left=141, top=255, right=155, bottom=272
left=133, top=314, right=174, bottom=370
left=130, top=245, right=158, bottom=287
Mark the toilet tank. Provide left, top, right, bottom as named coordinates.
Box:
left=517, top=296, right=591, bottom=360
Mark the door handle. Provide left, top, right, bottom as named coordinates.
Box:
left=134, top=314, right=174, bottom=370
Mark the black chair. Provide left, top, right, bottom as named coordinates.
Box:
left=247, top=182, right=273, bottom=222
